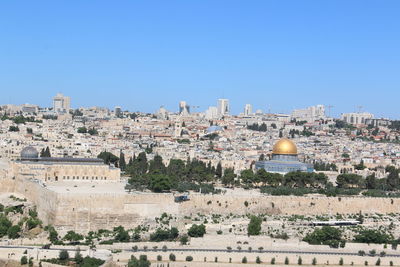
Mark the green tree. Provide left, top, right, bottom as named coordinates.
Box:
left=9, top=126, right=19, bottom=132
left=188, top=224, right=206, bottom=237
left=180, top=235, right=189, bottom=245
left=0, top=215, right=12, bottom=237
left=128, top=255, right=151, bottom=267
left=88, top=128, right=98, bottom=135
left=77, top=127, right=87, bottom=133
left=167, top=159, right=186, bottom=180
left=114, top=226, right=130, bottom=242
left=216, top=162, right=222, bottom=178
left=222, top=168, right=236, bottom=186
left=148, top=155, right=166, bottom=174
left=150, top=227, right=179, bottom=242
left=74, top=248, right=83, bottom=265
left=355, top=160, right=366, bottom=170
left=247, top=216, right=262, bottom=236
left=20, top=256, right=28, bottom=265
left=387, top=169, right=400, bottom=190
left=303, top=226, right=343, bottom=248
left=133, top=152, right=148, bottom=176
left=46, top=225, right=59, bottom=243
left=97, top=151, right=119, bottom=166
left=7, top=225, right=21, bottom=239
left=59, top=250, right=69, bottom=261
left=119, top=151, right=126, bottom=171
left=169, top=253, right=176, bottom=261
left=148, top=174, right=171, bottom=192
left=63, top=230, right=83, bottom=244
left=265, top=171, right=283, bottom=187
left=354, top=229, right=391, bottom=244
left=45, top=146, right=51, bottom=157
left=336, top=174, right=364, bottom=188
left=40, top=146, right=51, bottom=157
left=240, top=169, right=255, bottom=187
left=366, top=174, right=378, bottom=189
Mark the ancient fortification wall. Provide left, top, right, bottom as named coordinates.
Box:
left=0, top=178, right=399, bottom=233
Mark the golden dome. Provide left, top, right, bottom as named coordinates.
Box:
left=272, top=138, right=298, bottom=155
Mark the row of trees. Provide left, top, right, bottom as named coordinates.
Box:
left=304, top=226, right=395, bottom=247
left=313, top=161, right=338, bottom=171
left=336, top=167, right=400, bottom=191
left=125, top=153, right=223, bottom=192
left=40, top=147, right=51, bottom=157
left=247, top=123, right=267, bottom=132
left=100, top=148, right=400, bottom=195
left=1, top=114, right=42, bottom=124
left=235, top=169, right=328, bottom=189
left=288, top=129, right=315, bottom=138
left=77, top=127, right=98, bottom=135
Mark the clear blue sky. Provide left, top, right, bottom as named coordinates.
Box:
left=1, top=1, right=399, bottom=118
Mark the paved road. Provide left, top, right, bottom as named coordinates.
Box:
left=1, top=245, right=400, bottom=258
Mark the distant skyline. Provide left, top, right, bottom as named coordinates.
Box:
left=1, top=1, right=399, bottom=118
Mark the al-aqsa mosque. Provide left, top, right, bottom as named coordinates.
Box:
left=255, top=138, right=314, bottom=174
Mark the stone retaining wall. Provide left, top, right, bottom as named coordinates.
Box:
left=1, top=178, right=399, bottom=233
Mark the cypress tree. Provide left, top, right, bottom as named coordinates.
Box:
left=119, top=151, right=126, bottom=171
left=216, top=162, right=222, bottom=178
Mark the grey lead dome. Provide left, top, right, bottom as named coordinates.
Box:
left=20, top=146, right=39, bottom=159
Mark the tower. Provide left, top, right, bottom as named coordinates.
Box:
left=114, top=106, right=122, bottom=118
left=217, top=99, right=229, bottom=116
left=244, top=104, right=253, bottom=116
left=179, top=101, right=190, bottom=115
left=53, top=93, right=71, bottom=113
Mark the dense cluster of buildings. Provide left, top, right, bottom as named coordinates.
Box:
left=0, top=94, right=399, bottom=182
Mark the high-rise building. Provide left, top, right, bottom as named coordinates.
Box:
left=341, top=112, right=374, bottom=125
left=291, top=105, right=326, bottom=122
left=114, top=106, right=122, bottom=118
left=205, top=106, right=219, bottom=120
left=21, top=104, right=39, bottom=114
left=179, top=101, right=190, bottom=115
left=217, top=99, right=230, bottom=116
left=53, top=93, right=71, bottom=113
left=244, top=104, right=253, bottom=116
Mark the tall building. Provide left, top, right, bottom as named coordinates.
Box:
left=114, top=106, right=122, bottom=118
left=53, top=93, right=71, bottom=113
left=217, top=99, right=230, bottom=116
left=179, top=101, right=190, bottom=115
left=21, top=104, right=39, bottom=114
left=341, top=112, right=374, bottom=125
left=244, top=104, right=253, bottom=116
left=291, top=105, right=325, bottom=122
left=205, top=106, right=218, bottom=120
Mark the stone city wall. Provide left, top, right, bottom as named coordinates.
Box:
left=0, top=178, right=399, bottom=233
